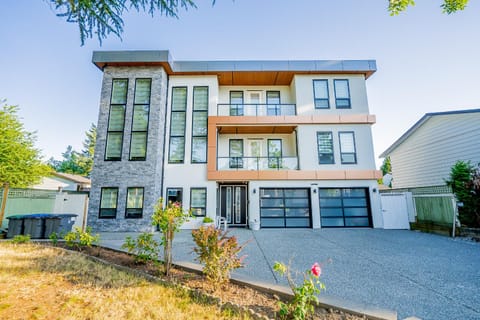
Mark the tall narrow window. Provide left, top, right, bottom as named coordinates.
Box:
left=126, top=187, right=144, bottom=218
left=334, top=79, right=351, bottom=108
left=317, top=132, right=334, bottom=164
left=99, top=187, right=118, bottom=218
left=268, top=139, right=282, bottom=168
left=105, top=79, right=128, bottom=160
left=339, top=131, right=357, bottom=164
left=230, top=91, right=244, bottom=116
left=266, top=91, right=281, bottom=115
left=130, top=79, right=151, bottom=160
left=313, top=80, right=329, bottom=109
left=190, top=188, right=207, bottom=217
left=229, top=139, right=243, bottom=169
left=191, top=86, right=208, bottom=163
left=169, top=87, right=187, bottom=163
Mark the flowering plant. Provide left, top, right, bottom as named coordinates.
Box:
left=273, top=261, right=326, bottom=320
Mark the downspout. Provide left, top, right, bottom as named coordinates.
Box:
left=160, top=72, right=170, bottom=203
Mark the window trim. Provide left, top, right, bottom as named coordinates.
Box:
left=168, top=86, right=188, bottom=163
left=191, top=86, right=208, bottom=164
left=125, top=187, right=144, bottom=219
left=338, top=131, right=357, bottom=164
left=229, top=91, right=244, bottom=116
left=105, top=79, right=128, bottom=161
left=190, top=187, right=207, bottom=217
left=267, top=139, right=283, bottom=169
left=266, top=91, right=281, bottom=115
left=166, top=187, right=183, bottom=205
left=316, top=131, right=335, bottom=165
left=99, top=187, right=119, bottom=219
left=313, top=79, right=330, bottom=109
left=334, top=79, right=351, bottom=109
left=229, top=139, right=244, bottom=169
left=129, top=79, right=151, bottom=161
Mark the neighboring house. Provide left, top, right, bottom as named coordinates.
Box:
left=87, top=50, right=382, bottom=232
left=380, top=109, right=480, bottom=189
left=32, top=172, right=91, bottom=191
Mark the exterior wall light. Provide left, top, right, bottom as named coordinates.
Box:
left=253, top=188, right=256, bottom=194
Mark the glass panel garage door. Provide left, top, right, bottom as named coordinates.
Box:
left=319, top=188, right=371, bottom=227
left=260, top=188, right=311, bottom=228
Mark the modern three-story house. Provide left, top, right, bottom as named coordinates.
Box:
left=87, top=50, right=383, bottom=232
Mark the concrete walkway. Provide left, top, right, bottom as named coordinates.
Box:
left=99, top=229, right=480, bottom=320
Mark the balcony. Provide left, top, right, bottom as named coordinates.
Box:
left=217, top=157, right=299, bottom=171
left=217, top=104, right=296, bottom=116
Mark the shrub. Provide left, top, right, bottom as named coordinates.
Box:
left=202, top=216, right=214, bottom=223
left=64, top=227, right=100, bottom=250
left=152, top=198, right=191, bottom=276
left=122, top=232, right=160, bottom=264
left=192, top=225, right=247, bottom=290
left=49, top=232, right=59, bottom=246
left=273, top=261, right=326, bottom=320
left=11, top=234, right=31, bottom=244
left=446, top=161, right=480, bottom=227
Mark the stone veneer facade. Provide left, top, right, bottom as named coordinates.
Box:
left=87, top=66, right=168, bottom=232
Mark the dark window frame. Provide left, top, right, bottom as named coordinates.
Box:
left=313, top=79, right=330, bottom=109
left=125, top=187, right=144, bottom=219
left=166, top=187, right=183, bottom=205
left=266, top=91, right=281, bottom=115
left=316, top=131, right=335, bottom=164
left=319, top=188, right=371, bottom=228
left=334, top=79, right=351, bottom=109
left=129, top=78, right=151, bottom=161
left=168, top=87, right=188, bottom=163
left=105, top=79, right=128, bottom=161
left=267, top=139, right=283, bottom=169
left=191, top=86, right=208, bottom=164
left=99, top=187, right=119, bottom=219
left=259, top=188, right=312, bottom=228
left=190, top=187, right=207, bottom=217
left=338, top=131, right=357, bottom=164
left=229, top=91, right=244, bottom=116
left=229, top=139, right=244, bottom=169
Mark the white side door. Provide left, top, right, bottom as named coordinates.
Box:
left=380, top=193, right=410, bottom=229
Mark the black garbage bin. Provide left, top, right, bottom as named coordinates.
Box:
left=23, top=214, right=49, bottom=239
left=6, top=215, right=26, bottom=238
left=44, top=216, right=62, bottom=238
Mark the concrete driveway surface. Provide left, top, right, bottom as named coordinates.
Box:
left=99, top=229, right=480, bottom=320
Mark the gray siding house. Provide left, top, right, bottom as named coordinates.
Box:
left=380, top=109, right=480, bottom=189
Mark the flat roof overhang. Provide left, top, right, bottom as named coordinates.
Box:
left=92, top=50, right=376, bottom=85
left=217, top=125, right=296, bottom=134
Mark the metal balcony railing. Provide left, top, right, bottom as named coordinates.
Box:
left=217, top=156, right=299, bottom=171
left=217, top=104, right=297, bottom=116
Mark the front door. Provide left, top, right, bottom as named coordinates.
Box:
left=219, top=185, right=247, bottom=226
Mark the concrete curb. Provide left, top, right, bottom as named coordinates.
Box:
left=175, top=260, right=397, bottom=320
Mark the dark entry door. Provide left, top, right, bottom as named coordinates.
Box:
left=219, top=185, right=247, bottom=226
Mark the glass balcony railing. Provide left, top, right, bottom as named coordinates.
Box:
left=217, top=104, right=296, bottom=116
left=217, top=157, right=299, bottom=170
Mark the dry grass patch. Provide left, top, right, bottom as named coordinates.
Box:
left=0, top=243, right=248, bottom=320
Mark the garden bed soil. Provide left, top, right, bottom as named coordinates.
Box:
left=51, top=243, right=367, bottom=320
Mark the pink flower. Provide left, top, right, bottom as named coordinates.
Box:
left=311, top=262, right=321, bottom=277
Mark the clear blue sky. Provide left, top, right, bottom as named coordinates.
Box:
left=1, top=0, right=479, bottom=166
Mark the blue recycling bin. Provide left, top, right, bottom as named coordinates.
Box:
left=23, top=214, right=51, bottom=239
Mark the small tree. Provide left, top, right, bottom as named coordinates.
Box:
left=446, top=161, right=480, bottom=228
left=0, top=103, right=51, bottom=226
left=151, top=198, right=190, bottom=276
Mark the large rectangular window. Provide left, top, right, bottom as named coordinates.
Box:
left=130, top=79, right=151, bottom=161
left=105, top=79, right=128, bottom=160
left=266, top=91, right=281, bottom=115
left=334, top=79, right=351, bottom=108
left=313, top=80, right=329, bottom=109
left=317, top=132, right=334, bottom=164
left=169, top=87, right=187, bottom=163
left=99, top=187, right=118, bottom=218
left=229, top=139, right=243, bottom=169
left=126, top=187, right=144, bottom=218
left=190, top=188, right=207, bottom=217
left=230, top=91, right=244, bottom=116
left=191, top=86, right=208, bottom=163
left=339, top=131, right=357, bottom=164
left=268, top=139, right=282, bottom=169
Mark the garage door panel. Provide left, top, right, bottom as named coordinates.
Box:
left=261, top=198, right=284, bottom=207
left=260, top=188, right=311, bottom=228
left=261, top=208, right=284, bottom=217
left=285, top=208, right=310, bottom=217
left=286, top=218, right=310, bottom=227
left=261, top=218, right=285, bottom=227
left=319, top=188, right=371, bottom=228
left=284, top=189, right=309, bottom=198
left=285, top=198, right=309, bottom=207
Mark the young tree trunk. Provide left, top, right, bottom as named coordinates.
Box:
left=0, top=183, right=9, bottom=229
left=164, top=225, right=174, bottom=276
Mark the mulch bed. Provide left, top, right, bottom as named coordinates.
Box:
left=49, top=243, right=367, bottom=320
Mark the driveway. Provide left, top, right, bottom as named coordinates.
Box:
left=99, top=229, right=480, bottom=320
